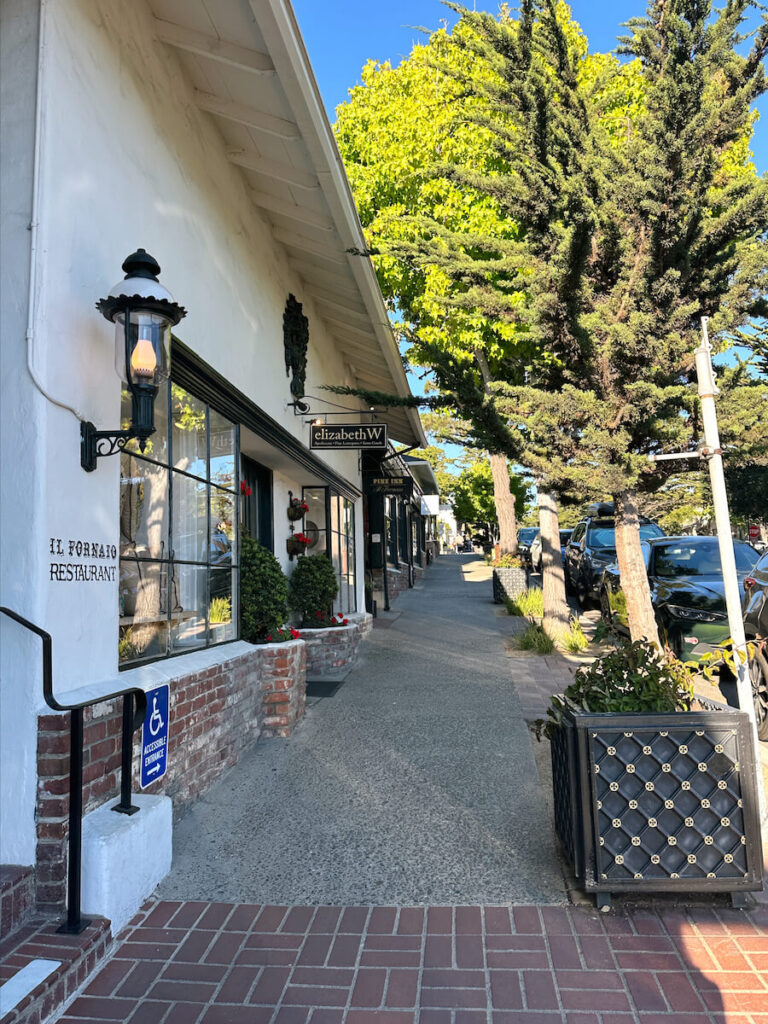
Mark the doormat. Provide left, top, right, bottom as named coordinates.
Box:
left=305, top=678, right=344, bottom=699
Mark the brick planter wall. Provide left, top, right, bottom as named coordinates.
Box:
left=301, top=616, right=371, bottom=679
left=35, top=640, right=305, bottom=913
left=0, top=865, right=35, bottom=940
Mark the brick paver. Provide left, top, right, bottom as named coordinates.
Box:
left=55, top=900, right=768, bottom=1024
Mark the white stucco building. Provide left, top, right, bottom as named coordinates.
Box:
left=0, top=0, right=427, bottom=952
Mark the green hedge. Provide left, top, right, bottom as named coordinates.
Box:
left=288, top=554, right=338, bottom=626
left=240, top=536, right=288, bottom=643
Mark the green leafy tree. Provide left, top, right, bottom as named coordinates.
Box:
left=452, top=457, right=531, bottom=538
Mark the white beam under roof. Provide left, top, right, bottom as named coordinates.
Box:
left=272, top=230, right=347, bottom=265
left=193, top=89, right=300, bottom=140
left=250, top=191, right=334, bottom=231
left=226, top=149, right=319, bottom=190
left=153, top=17, right=275, bottom=73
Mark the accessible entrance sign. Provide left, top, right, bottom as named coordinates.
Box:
left=310, top=423, right=387, bottom=450
left=140, top=684, right=169, bottom=788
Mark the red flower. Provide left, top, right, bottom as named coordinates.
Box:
left=266, top=635, right=272, bottom=642
left=342, top=618, right=349, bottom=626
left=290, top=628, right=300, bottom=639
left=240, top=481, right=247, bottom=492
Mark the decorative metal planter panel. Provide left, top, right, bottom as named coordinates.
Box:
left=552, top=707, right=763, bottom=901
left=492, top=567, right=528, bottom=604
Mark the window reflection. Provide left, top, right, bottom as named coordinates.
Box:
left=118, top=382, right=239, bottom=667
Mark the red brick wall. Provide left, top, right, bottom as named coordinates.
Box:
left=301, top=619, right=370, bottom=680
left=0, top=865, right=35, bottom=940
left=35, top=641, right=305, bottom=913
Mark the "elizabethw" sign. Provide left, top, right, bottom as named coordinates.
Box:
left=310, top=423, right=388, bottom=450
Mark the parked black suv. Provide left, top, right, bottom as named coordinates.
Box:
left=564, top=503, right=665, bottom=608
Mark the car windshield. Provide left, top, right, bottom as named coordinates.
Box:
left=652, top=541, right=757, bottom=578
left=518, top=529, right=538, bottom=544
left=587, top=521, right=664, bottom=550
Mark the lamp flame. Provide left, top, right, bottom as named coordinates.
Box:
left=130, top=337, right=157, bottom=380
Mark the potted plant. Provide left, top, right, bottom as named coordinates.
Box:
left=240, top=536, right=289, bottom=643
left=540, top=639, right=764, bottom=909
left=287, top=554, right=339, bottom=627
left=287, top=491, right=309, bottom=522
left=491, top=553, right=528, bottom=604
left=286, top=532, right=311, bottom=560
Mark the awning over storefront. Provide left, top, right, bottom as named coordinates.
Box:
left=149, top=0, right=426, bottom=448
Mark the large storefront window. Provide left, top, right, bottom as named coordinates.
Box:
left=302, top=487, right=357, bottom=615
left=119, top=382, right=239, bottom=666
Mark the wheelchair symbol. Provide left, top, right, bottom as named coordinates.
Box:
left=148, top=695, right=165, bottom=737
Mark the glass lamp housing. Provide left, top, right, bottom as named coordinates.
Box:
left=114, top=310, right=172, bottom=387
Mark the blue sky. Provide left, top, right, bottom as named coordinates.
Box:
left=294, top=0, right=767, bottom=173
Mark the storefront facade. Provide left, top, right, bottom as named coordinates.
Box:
left=0, top=0, right=424, bottom=937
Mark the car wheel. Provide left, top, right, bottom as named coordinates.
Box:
left=564, top=567, right=575, bottom=595
left=748, top=651, right=768, bottom=742
left=599, top=588, right=613, bottom=625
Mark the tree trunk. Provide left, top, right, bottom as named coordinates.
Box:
left=489, top=453, right=518, bottom=555
left=614, top=489, right=660, bottom=646
left=539, top=490, right=570, bottom=638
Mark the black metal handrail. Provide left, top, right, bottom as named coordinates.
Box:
left=0, top=607, right=147, bottom=934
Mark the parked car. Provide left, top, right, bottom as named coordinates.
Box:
left=529, top=529, right=573, bottom=573
left=743, top=548, right=768, bottom=740
left=600, top=534, right=758, bottom=656
left=565, top=505, right=665, bottom=607
left=516, top=527, right=539, bottom=567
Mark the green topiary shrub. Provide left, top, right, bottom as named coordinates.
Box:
left=240, top=536, right=288, bottom=643
left=288, top=554, right=339, bottom=626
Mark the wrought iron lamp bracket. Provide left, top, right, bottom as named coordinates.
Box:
left=80, top=422, right=136, bottom=472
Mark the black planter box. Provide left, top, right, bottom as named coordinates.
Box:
left=550, top=704, right=764, bottom=909
left=492, top=566, right=528, bottom=604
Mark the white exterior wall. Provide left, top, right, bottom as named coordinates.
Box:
left=0, top=0, right=366, bottom=863
left=0, top=0, right=45, bottom=865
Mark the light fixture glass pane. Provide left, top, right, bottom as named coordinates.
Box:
left=119, top=559, right=169, bottom=663
left=172, top=472, right=207, bottom=562
left=120, top=454, right=169, bottom=559
left=170, top=564, right=207, bottom=652
left=172, top=385, right=207, bottom=478
left=209, top=568, right=236, bottom=643
left=210, top=409, right=236, bottom=490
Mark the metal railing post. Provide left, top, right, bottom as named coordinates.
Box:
left=58, top=708, right=91, bottom=934
left=112, top=693, right=139, bottom=815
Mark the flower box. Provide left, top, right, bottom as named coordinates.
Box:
left=492, top=566, right=528, bottom=603
left=550, top=703, right=764, bottom=909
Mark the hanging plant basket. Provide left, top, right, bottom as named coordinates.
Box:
left=287, top=491, right=309, bottom=521
left=286, top=534, right=310, bottom=560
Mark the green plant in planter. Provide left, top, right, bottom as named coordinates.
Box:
left=288, top=554, right=339, bottom=626
left=538, top=639, right=695, bottom=738
left=240, top=536, right=288, bottom=643
left=493, top=554, right=524, bottom=568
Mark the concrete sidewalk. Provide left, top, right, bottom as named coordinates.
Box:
left=51, top=557, right=768, bottom=1024
left=155, top=555, right=566, bottom=906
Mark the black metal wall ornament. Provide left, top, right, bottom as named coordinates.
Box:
left=283, top=293, right=309, bottom=399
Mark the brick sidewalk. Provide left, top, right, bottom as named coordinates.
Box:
left=56, top=900, right=768, bottom=1024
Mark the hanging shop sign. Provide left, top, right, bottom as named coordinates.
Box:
left=420, top=494, right=440, bottom=515
left=369, top=475, right=414, bottom=499
left=310, top=423, right=388, bottom=450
